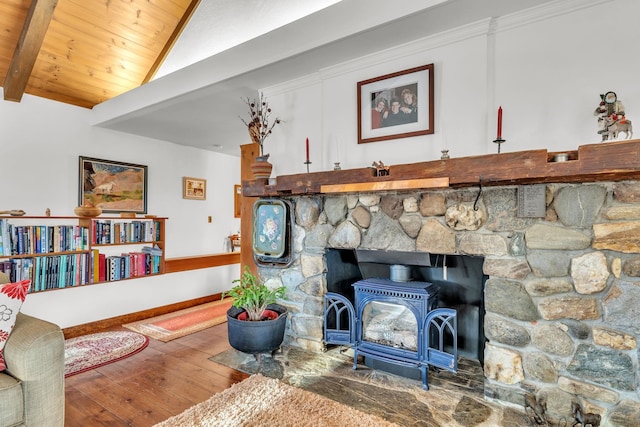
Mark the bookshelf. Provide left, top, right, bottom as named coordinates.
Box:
left=0, top=215, right=166, bottom=292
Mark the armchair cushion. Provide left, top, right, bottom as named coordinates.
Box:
left=0, top=279, right=31, bottom=371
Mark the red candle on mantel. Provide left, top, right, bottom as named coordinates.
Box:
left=497, top=106, right=503, bottom=139
left=306, top=138, right=310, bottom=162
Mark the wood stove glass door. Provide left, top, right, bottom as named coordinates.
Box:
left=361, top=301, right=418, bottom=351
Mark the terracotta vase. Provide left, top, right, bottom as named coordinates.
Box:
left=250, top=155, right=273, bottom=180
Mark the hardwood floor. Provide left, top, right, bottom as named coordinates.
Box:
left=64, top=323, right=248, bottom=427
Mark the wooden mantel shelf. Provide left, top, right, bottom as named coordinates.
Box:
left=242, top=140, right=640, bottom=197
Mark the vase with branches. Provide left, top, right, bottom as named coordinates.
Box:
left=240, top=93, right=282, bottom=159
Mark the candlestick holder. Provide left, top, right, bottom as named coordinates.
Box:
left=304, top=160, right=312, bottom=173
left=493, top=138, right=505, bottom=153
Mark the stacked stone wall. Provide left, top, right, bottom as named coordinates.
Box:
left=258, top=181, right=640, bottom=424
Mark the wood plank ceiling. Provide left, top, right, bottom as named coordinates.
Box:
left=0, top=0, right=199, bottom=108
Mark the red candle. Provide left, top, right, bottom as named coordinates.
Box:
left=497, top=106, right=503, bottom=139
left=306, top=138, right=310, bottom=162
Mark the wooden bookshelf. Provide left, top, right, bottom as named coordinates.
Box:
left=0, top=215, right=166, bottom=292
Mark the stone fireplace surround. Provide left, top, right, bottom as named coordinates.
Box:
left=245, top=143, right=640, bottom=425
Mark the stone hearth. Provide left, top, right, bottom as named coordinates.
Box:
left=256, top=181, right=640, bottom=425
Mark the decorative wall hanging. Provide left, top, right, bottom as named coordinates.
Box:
left=79, top=156, right=148, bottom=214
left=358, top=64, right=434, bottom=144
left=183, top=177, right=206, bottom=200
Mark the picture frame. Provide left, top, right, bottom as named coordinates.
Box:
left=234, top=184, right=242, bottom=218
left=183, top=177, right=206, bottom=200
left=79, top=156, right=148, bottom=214
left=358, top=64, right=434, bottom=144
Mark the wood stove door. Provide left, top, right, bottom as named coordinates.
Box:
left=323, top=292, right=356, bottom=347
left=423, top=308, right=458, bottom=372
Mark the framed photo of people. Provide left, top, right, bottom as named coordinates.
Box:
left=357, top=64, right=434, bottom=144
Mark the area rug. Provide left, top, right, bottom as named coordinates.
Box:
left=64, top=331, right=149, bottom=377
left=123, top=299, right=233, bottom=342
left=153, top=373, right=399, bottom=427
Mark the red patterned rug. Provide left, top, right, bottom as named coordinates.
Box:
left=64, top=331, right=149, bottom=377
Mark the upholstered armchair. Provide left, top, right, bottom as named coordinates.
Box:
left=0, top=273, right=65, bottom=426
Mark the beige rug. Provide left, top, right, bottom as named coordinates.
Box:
left=123, top=299, right=233, bottom=342
left=154, top=373, right=399, bottom=427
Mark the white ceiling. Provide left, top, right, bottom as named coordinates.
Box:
left=92, top=0, right=551, bottom=157
left=154, top=0, right=343, bottom=79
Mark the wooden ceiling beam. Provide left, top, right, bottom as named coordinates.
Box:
left=3, top=0, right=58, bottom=103
left=143, top=0, right=201, bottom=84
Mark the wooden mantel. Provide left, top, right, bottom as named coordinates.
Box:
left=243, top=140, right=640, bottom=197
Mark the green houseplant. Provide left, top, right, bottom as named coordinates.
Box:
left=224, top=266, right=288, bottom=356
left=224, top=266, right=286, bottom=321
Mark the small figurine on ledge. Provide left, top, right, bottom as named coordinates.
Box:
left=594, top=91, right=633, bottom=141
left=371, top=161, right=390, bottom=177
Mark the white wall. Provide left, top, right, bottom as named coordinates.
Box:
left=0, top=90, right=240, bottom=327
left=262, top=0, right=636, bottom=175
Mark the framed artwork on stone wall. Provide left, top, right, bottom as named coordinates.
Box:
left=358, top=64, right=434, bottom=144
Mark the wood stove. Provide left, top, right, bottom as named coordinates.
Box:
left=324, top=275, right=458, bottom=390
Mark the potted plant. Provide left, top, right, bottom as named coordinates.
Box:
left=240, top=93, right=282, bottom=179
left=223, top=266, right=287, bottom=356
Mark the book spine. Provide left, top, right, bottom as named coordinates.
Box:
left=99, top=253, right=106, bottom=282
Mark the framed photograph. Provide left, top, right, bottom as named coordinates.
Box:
left=358, top=64, right=434, bottom=144
left=183, top=177, right=206, bottom=200
left=234, top=184, right=242, bottom=218
left=79, top=156, right=148, bottom=214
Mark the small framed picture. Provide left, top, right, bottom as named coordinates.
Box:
left=79, top=156, right=148, bottom=214
left=358, top=64, right=434, bottom=144
left=183, top=177, right=206, bottom=200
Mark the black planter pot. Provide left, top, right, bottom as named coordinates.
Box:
left=227, top=303, right=287, bottom=354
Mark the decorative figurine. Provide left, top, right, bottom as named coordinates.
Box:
left=371, top=161, right=390, bottom=177
left=594, top=91, right=633, bottom=141
left=45, top=208, right=51, bottom=217
left=571, top=401, right=601, bottom=427
left=524, top=393, right=548, bottom=426
left=441, top=149, right=450, bottom=160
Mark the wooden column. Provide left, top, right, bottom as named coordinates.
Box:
left=240, top=143, right=260, bottom=275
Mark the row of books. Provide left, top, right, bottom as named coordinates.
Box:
left=94, top=249, right=162, bottom=282
left=0, top=249, right=162, bottom=292
left=0, top=220, right=89, bottom=256
left=92, top=220, right=161, bottom=245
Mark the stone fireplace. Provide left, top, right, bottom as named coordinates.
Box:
left=254, top=181, right=640, bottom=424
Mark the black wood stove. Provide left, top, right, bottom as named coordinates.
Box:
left=324, top=273, right=458, bottom=390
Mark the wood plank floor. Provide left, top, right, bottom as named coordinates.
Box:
left=64, top=323, right=248, bottom=427
left=65, top=323, right=527, bottom=427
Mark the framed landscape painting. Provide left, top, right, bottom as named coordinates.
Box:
left=79, top=156, right=148, bottom=214
left=358, top=63, right=434, bottom=144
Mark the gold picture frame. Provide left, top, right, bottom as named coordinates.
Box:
left=183, top=177, right=206, bottom=200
